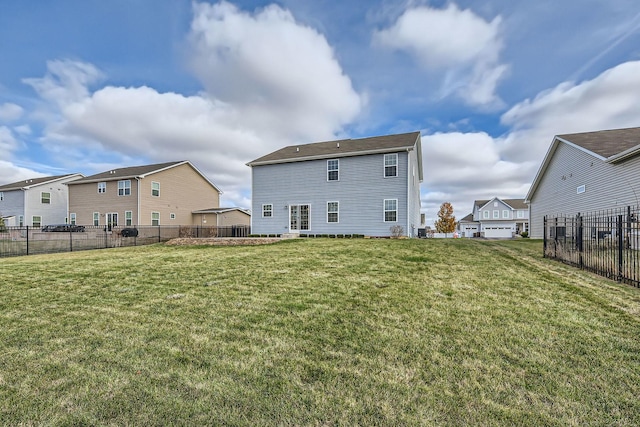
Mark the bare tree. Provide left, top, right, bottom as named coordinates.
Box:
left=434, top=202, right=456, bottom=236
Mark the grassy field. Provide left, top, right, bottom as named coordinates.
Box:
left=1, top=238, right=639, bottom=426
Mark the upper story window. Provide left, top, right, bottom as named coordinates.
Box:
left=577, top=185, right=586, bottom=194
left=152, top=181, right=160, bottom=197
left=118, top=180, right=131, bottom=196
left=384, top=154, right=398, bottom=177
left=0, top=191, right=4, bottom=201
left=483, top=210, right=489, bottom=219
left=517, top=210, right=525, bottom=219
left=327, top=160, right=339, bottom=181
left=41, top=192, right=51, bottom=204
left=493, top=210, right=499, bottom=219
left=97, top=182, right=106, bottom=194
left=262, top=204, right=273, bottom=218
left=503, top=210, right=509, bottom=219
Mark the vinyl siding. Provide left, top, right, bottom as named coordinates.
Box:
left=69, top=179, right=140, bottom=226
left=0, top=189, right=25, bottom=222
left=251, top=151, right=413, bottom=236
left=25, top=181, right=74, bottom=226
left=69, top=163, right=220, bottom=226
left=138, top=163, right=220, bottom=226
left=529, top=142, right=640, bottom=238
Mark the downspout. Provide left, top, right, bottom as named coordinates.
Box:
left=136, top=177, right=141, bottom=225
left=406, top=149, right=412, bottom=237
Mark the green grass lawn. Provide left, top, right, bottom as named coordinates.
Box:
left=1, top=238, right=639, bottom=426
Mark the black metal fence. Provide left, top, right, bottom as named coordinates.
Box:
left=543, top=206, right=640, bottom=287
left=0, top=225, right=251, bottom=258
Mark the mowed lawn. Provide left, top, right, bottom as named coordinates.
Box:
left=1, top=238, right=640, bottom=426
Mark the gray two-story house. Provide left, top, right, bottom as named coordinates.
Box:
left=247, top=132, right=423, bottom=237
left=458, top=198, right=529, bottom=238
left=526, top=127, right=640, bottom=238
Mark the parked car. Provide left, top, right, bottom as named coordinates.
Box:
left=41, top=224, right=86, bottom=232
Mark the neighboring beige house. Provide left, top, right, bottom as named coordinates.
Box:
left=192, top=207, right=251, bottom=227
left=68, top=161, right=222, bottom=227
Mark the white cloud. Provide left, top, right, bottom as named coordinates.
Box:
left=18, top=2, right=363, bottom=208
left=500, top=60, right=640, bottom=162
left=23, top=59, right=103, bottom=107
left=189, top=1, right=362, bottom=140
left=0, top=126, right=19, bottom=152
left=0, top=160, right=44, bottom=186
left=373, top=3, right=507, bottom=107
left=421, top=60, right=640, bottom=225
left=0, top=103, right=24, bottom=122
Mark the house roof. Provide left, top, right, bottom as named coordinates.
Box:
left=0, top=174, right=83, bottom=191
left=459, top=213, right=475, bottom=222
left=247, top=132, right=423, bottom=179
left=475, top=198, right=527, bottom=210
left=192, top=207, right=251, bottom=216
left=68, top=160, right=222, bottom=193
left=526, top=127, right=640, bottom=202
left=557, top=127, right=640, bottom=161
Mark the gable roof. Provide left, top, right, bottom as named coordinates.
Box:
left=192, top=207, right=251, bottom=216
left=475, top=198, right=527, bottom=210
left=68, top=160, right=221, bottom=193
left=0, top=174, right=83, bottom=191
left=526, top=127, right=640, bottom=202
left=557, top=127, right=640, bottom=161
left=247, top=132, right=423, bottom=179
left=459, top=213, right=475, bottom=222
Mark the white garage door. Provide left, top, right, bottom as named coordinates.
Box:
left=484, top=227, right=513, bottom=238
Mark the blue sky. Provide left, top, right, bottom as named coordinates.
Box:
left=1, top=0, right=640, bottom=224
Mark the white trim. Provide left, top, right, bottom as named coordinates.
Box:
left=327, top=159, right=339, bottom=181
left=383, top=199, right=398, bottom=222
left=384, top=153, right=398, bottom=178
left=327, top=201, right=339, bottom=223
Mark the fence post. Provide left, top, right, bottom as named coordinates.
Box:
left=543, top=216, right=547, bottom=257
left=554, top=217, right=558, bottom=259
left=26, top=225, right=29, bottom=255
left=69, top=229, right=73, bottom=252
left=158, top=225, right=161, bottom=243
left=577, top=213, right=583, bottom=269
left=618, top=214, right=623, bottom=282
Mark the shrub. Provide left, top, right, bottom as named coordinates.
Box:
left=521, top=231, right=529, bottom=238
left=390, top=225, right=404, bottom=238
